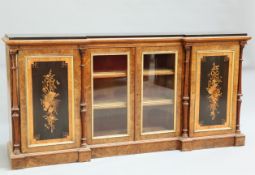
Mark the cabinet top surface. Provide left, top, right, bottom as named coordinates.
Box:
left=5, top=33, right=248, bottom=40
left=3, top=33, right=251, bottom=46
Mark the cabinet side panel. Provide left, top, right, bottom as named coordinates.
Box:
left=5, top=46, right=13, bottom=145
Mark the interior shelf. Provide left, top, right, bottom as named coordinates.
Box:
left=142, top=126, right=172, bottom=133
left=93, top=101, right=127, bottom=109
left=93, top=129, right=127, bottom=137
left=143, top=98, right=173, bottom=106
left=93, top=71, right=127, bottom=78
left=143, top=69, right=175, bottom=76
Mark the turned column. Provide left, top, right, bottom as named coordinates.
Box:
left=10, top=48, right=21, bottom=154
left=182, top=43, right=192, bottom=138
left=236, top=41, right=247, bottom=133
left=79, top=49, right=87, bottom=146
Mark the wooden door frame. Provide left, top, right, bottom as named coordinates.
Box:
left=18, top=47, right=81, bottom=153
left=135, top=45, right=183, bottom=140
left=85, top=47, right=135, bottom=145
left=189, top=43, right=240, bottom=137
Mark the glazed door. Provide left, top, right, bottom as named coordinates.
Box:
left=189, top=44, right=240, bottom=137
left=18, top=47, right=81, bottom=153
left=135, top=46, right=182, bottom=140
left=86, top=48, right=135, bottom=144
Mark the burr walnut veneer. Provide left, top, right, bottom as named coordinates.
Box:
left=3, top=34, right=251, bottom=169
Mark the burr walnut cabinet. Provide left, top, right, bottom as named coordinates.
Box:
left=2, top=34, right=251, bottom=169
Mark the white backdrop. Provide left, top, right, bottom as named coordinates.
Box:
left=0, top=0, right=254, bottom=69
left=0, top=0, right=254, bottom=174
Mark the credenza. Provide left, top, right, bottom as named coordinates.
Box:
left=3, top=34, right=251, bottom=169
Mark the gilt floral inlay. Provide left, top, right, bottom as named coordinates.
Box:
left=206, top=62, right=222, bottom=120
left=41, top=69, right=60, bottom=133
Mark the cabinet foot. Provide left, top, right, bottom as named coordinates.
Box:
left=78, top=147, right=91, bottom=162
left=180, top=134, right=244, bottom=151
left=8, top=143, right=91, bottom=169
left=234, top=133, right=245, bottom=146
left=180, top=138, right=193, bottom=151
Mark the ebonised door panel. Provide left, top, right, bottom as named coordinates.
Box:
left=199, top=56, right=229, bottom=126
left=31, top=61, right=69, bottom=140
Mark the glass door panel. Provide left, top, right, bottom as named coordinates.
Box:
left=92, top=54, right=129, bottom=138
left=142, top=53, right=176, bottom=134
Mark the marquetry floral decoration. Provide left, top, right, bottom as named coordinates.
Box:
left=206, top=63, right=222, bottom=120
left=41, top=69, right=60, bottom=133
